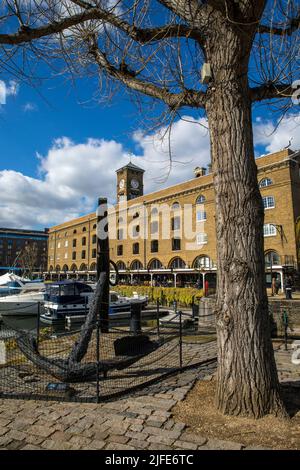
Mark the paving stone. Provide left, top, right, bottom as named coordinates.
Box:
left=86, top=440, right=106, bottom=450
left=92, top=430, right=111, bottom=441
left=129, top=424, right=143, bottom=432
left=42, top=440, right=73, bottom=450
left=145, top=420, right=164, bottom=428
left=172, top=422, right=186, bottom=432
left=50, top=431, right=72, bottom=442
left=148, top=444, right=173, bottom=451
left=144, top=426, right=181, bottom=440
left=0, top=427, right=9, bottom=437
left=0, top=418, right=12, bottom=427
left=6, top=430, right=28, bottom=441
left=105, top=442, right=135, bottom=450
left=174, top=440, right=198, bottom=450
left=68, top=435, right=92, bottom=447
left=6, top=440, right=25, bottom=450
left=147, top=434, right=176, bottom=447
left=106, top=434, right=130, bottom=445
left=0, top=435, right=13, bottom=447
left=125, top=431, right=149, bottom=441
left=180, top=432, right=207, bottom=446
left=128, top=439, right=149, bottom=449
left=22, top=444, right=42, bottom=450
left=25, top=434, right=45, bottom=446
left=28, top=425, right=55, bottom=438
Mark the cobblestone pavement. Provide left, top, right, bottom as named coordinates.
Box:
left=0, top=342, right=298, bottom=451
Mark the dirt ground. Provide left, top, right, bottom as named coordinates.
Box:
left=173, top=378, right=300, bottom=450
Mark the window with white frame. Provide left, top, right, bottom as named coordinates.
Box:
left=64, top=240, right=68, bottom=247
left=263, top=196, right=275, bottom=209
left=196, top=210, right=207, bottom=222
left=196, top=233, right=208, bottom=245
left=263, top=224, right=276, bottom=237
left=259, top=178, right=273, bottom=188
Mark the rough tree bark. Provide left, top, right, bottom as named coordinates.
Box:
left=205, top=12, right=286, bottom=418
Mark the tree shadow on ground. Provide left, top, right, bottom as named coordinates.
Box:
left=281, top=381, right=300, bottom=417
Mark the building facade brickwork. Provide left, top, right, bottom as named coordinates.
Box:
left=47, top=149, right=300, bottom=289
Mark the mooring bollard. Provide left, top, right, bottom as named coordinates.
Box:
left=130, top=301, right=142, bottom=335
left=179, top=310, right=183, bottom=371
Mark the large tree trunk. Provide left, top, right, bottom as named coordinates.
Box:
left=205, top=19, right=286, bottom=418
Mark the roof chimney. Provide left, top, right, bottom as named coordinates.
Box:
left=194, top=167, right=206, bottom=178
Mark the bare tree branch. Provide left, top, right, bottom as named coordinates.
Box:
left=88, top=35, right=206, bottom=109
left=250, top=82, right=296, bottom=102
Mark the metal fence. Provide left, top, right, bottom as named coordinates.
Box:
left=0, top=310, right=216, bottom=403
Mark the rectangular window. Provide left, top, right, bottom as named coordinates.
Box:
left=92, top=234, right=97, bottom=244
left=81, top=250, right=86, bottom=259
left=150, top=221, right=158, bottom=234
left=64, top=252, right=68, bottom=259
left=92, top=249, right=96, bottom=258
left=117, top=229, right=124, bottom=241
left=117, top=245, right=123, bottom=256
left=57, top=242, right=61, bottom=248
left=171, top=217, right=180, bottom=231
left=72, top=252, right=76, bottom=260
left=133, top=243, right=139, bottom=255
left=196, top=233, right=208, bottom=245
left=64, top=240, right=68, bottom=247
left=151, top=240, right=159, bottom=253
left=263, top=224, right=276, bottom=237
left=263, top=196, right=275, bottom=209
left=172, top=238, right=181, bottom=251
left=72, top=239, right=76, bottom=247
left=196, top=211, right=207, bottom=222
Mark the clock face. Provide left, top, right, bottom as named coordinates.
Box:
left=119, top=178, right=125, bottom=189
left=131, top=178, right=139, bottom=189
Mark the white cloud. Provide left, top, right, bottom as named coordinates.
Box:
left=0, top=80, right=19, bottom=105
left=254, top=114, right=300, bottom=154
left=23, top=102, right=37, bottom=112
left=0, top=117, right=210, bottom=229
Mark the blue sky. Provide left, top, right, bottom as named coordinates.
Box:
left=0, top=75, right=299, bottom=231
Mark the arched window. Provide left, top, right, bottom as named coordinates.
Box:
left=79, top=263, right=87, bottom=271
left=169, top=257, right=186, bottom=269
left=55, top=265, right=61, bottom=272
left=49, top=265, right=54, bottom=272
left=62, top=264, right=69, bottom=272
left=196, top=194, right=206, bottom=204
left=93, top=224, right=97, bottom=230
left=82, top=227, right=87, bottom=232
left=73, top=229, right=77, bottom=234
left=265, top=251, right=280, bottom=267
left=70, top=264, right=77, bottom=272
left=151, top=207, right=158, bottom=216
left=193, top=255, right=211, bottom=269
left=130, top=260, right=143, bottom=270
left=116, top=261, right=126, bottom=270
left=82, top=236, right=87, bottom=246
left=171, top=202, right=180, bottom=210
left=90, top=262, right=96, bottom=271
left=259, top=178, right=273, bottom=188
left=148, top=259, right=163, bottom=270
left=118, top=216, right=124, bottom=224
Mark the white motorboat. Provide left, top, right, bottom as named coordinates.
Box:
left=0, top=274, right=45, bottom=316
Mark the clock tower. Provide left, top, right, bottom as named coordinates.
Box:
left=116, top=162, right=144, bottom=203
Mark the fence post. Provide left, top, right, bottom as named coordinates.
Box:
left=179, top=310, right=183, bottom=371
left=96, top=318, right=100, bottom=403
left=96, top=197, right=110, bottom=333
left=36, top=302, right=41, bottom=352
left=156, top=299, right=160, bottom=337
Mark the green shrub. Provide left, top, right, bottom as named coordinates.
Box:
left=114, top=286, right=203, bottom=307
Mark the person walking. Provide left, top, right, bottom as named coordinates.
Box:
left=284, top=276, right=293, bottom=300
